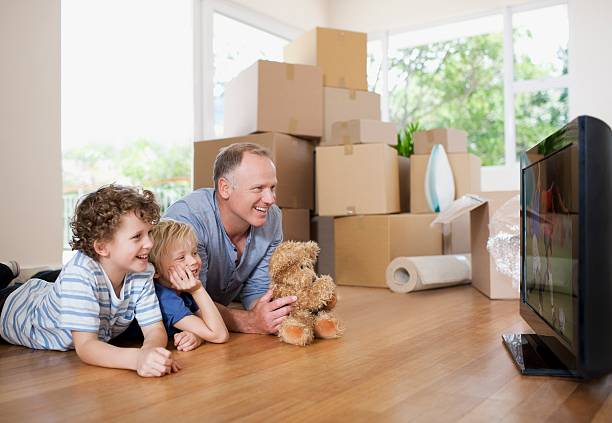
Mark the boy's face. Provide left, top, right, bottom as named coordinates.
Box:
left=99, top=211, right=154, bottom=275
left=157, top=239, right=202, bottom=287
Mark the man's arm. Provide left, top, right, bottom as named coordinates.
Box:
left=215, top=290, right=296, bottom=334
left=224, top=208, right=295, bottom=334
left=72, top=321, right=178, bottom=377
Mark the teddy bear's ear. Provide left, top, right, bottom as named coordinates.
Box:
left=303, top=241, right=320, bottom=262
left=269, top=241, right=303, bottom=280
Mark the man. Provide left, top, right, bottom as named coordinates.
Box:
left=164, top=143, right=295, bottom=334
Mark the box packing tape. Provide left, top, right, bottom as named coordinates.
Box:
left=349, top=90, right=356, bottom=100
left=285, top=64, right=295, bottom=81
left=345, top=206, right=356, bottom=215
left=342, top=133, right=353, bottom=155
left=386, top=254, right=471, bottom=293
left=339, top=76, right=346, bottom=88
left=288, top=118, right=298, bottom=133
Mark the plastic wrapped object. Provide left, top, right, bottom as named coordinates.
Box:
left=425, top=144, right=455, bottom=212
left=486, top=194, right=520, bottom=287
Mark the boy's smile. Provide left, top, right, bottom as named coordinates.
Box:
left=157, top=240, right=202, bottom=288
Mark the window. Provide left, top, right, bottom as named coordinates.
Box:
left=370, top=1, right=569, bottom=186
left=213, top=13, right=288, bottom=138
left=513, top=4, right=569, bottom=156
left=61, top=0, right=193, bottom=249
left=388, top=15, right=504, bottom=166
left=196, top=0, right=300, bottom=140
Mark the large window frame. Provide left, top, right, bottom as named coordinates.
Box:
left=194, top=0, right=301, bottom=141
left=369, top=0, right=569, bottom=189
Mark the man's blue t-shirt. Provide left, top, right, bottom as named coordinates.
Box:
left=154, top=282, right=199, bottom=337
left=163, top=188, right=283, bottom=310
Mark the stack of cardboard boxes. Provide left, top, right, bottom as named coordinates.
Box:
left=192, top=26, right=486, bottom=290
left=283, top=28, right=446, bottom=288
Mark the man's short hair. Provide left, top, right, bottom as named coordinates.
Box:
left=70, top=184, right=160, bottom=260
left=148, top=220, right=198, bottom=274
left=212, top=142, right=272, bottom=190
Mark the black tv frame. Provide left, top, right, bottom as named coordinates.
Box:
left=503, top=115, right=612, bottom=380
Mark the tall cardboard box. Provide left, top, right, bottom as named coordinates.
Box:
left=284, top=27, right=367, bottom=91
left=311, top=216, right=335, bottom=278
left=435, top=191, right=519, bottom=299
left=316, top=143, right=399, bottom=216
left=410, top=153, right=481, bottom=213
left=413, top=128, right=468, bottom=155
left=193, top=133, right=314, bottom=210
left=224, top=60, right=323, bottom=139
left=335, top=214, right=442, bottom=287
left=330, top=119, right=396, bottom=146
left=281, top=209, right=310, bottom=242
left=323, top=87, right=380, bottom=145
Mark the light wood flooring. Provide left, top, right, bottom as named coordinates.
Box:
left=1, top=285, right=611, bottom=422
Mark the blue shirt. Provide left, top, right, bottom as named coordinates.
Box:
left=154, top=282, right=199, bottom=337
left=164, top=188, right=283, bottom=310
left=0, top=251, right=162, bottom=351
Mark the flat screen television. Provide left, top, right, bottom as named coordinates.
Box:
left=503, top=115, right=612, bottom=379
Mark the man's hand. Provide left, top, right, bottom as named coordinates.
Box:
left=169, top=265, right=204, bottom=294
left=136, top=347, right=180, bottom=377
left=174, top=331, right=203, bottom=352
left=248, top=290, right=296, bottom=334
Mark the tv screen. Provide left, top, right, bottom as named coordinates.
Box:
left=523, top=143, right=578, bottom=348
left=507, top=115, right=612, bottom=379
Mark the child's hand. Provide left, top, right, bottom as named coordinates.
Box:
left=169, top=265, right=204, bottom=294
left=136, top=346, right=178, bottom=377
left=174, top=331, right=203, bottom=352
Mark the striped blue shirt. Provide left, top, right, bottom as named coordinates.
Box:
left=0, top=251, right=162, bottom=351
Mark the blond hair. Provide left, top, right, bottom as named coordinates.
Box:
left=148, top=220, right=198, bottom=272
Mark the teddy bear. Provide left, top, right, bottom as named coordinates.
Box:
left=268, top=240, right=344, bottom=346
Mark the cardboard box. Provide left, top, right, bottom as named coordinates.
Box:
left=284, top=27, right=367, bottom=91
left=330, top=119, right=396, bottom=146
left=310, top=216, right=334, bottom=278
left=193, top=133, right=314, bottom=210
left=223, top=60, right=323, bottom=139
left=443, top=214, right=471, bottom=254
left=281, top=208, right=310, bottom=242
left=316, top=143, right=399, bottom=216
left=413, top=128, right=468, bottom=155
left=434, top=191, right=520, bottom=299
left=410, top=153, right=481, bottom=214
left=335, top=213, right=443, bottom=287
left=323, top=87, right=380, bottom=145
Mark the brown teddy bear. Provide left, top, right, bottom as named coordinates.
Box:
left=269, top=241, right=344, bottom=346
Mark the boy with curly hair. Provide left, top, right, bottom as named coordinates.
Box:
left=0, top=184, right=181, bottom=377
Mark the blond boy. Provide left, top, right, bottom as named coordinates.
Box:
left=149, top=220, right=228, bottom=351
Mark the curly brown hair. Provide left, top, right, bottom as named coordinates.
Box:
left=70, top=184, right=161, bottom=260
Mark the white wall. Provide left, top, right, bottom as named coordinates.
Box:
left=568, top=0, right=612, bottom=126
left=328, top=0, right=527, bottom=33
left=230, top=0, right=328, bottom=31
left=0, top=0, right=63, bottom=267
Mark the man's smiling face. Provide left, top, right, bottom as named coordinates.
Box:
left=224, top=152, right=278, bottom=228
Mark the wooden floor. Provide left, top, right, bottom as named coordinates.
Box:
left=1, top=285, right=611, bottom=422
